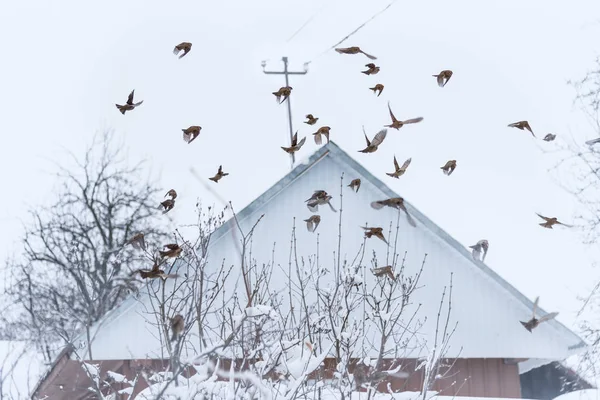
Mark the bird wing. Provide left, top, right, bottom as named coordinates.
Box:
left=360, top=50, right=377, bottom=60
left=443, top=72, right=452, bottom=86
left=537, top=312, right=559, bottom=324
left=393, top=156, right=400, bottom=171
left=532, top=296, right=539, bottom=318
left=173, top=46, right=181, bottom=55
left=402, top=117, right=424, bottom=124
left=127, top=90, right=135, bottom=105
left=218, top=165, right=223, bottom=174
left=387, top=102, right=397, bottom=122
left=370, top=129, right=387, bottom=147
left=507, top=122, right=519, bottom=128
left=557, top=221, right=573, bottom=227
left=536, top=213, right=552, bottom=222
left=370, top=201, right=385, bottom=210
left=362, top=126, right=371, bottom=146
left=400, top=158, right=412, bottom=171
left=291, top=132, right=298, bottom=146
left=437, top=74, right=445, bottom=87
left=335, top=47, right=349, bottom=54
left=296, top=136, right=306, bottom=148
left=306, top=219, right=314, bottom=232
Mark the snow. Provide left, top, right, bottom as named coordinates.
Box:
left=0, top=340, right=46, bottom=400
left=554, top=390, right=600, bottom=400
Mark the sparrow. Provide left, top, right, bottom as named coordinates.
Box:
left=369, top=84, right=384, bottom=97
left=173, top=42, right=192, bottom=59
left=209, top=165, right=229, bottom=183
left=385, top=102, right=423, bottom=130
left=508, top=121, right=535, bottom=137
left=170, top=314, right=185, bottom=341
left=372, top=265, right=395, bottom=280
left=370, top=197, right=417, bottom=227
left=313, top=126, right=331, bottom=145
left=165, top=189, right=177, bottom=200
left=536, top=213, right=572, bottom=229
left=432, top=70, right=453, bottom=87
left=441, top=160, right=457, bottom=176
left=520, top=296, right=559, bottom=332
left=126, top=233, right=146, bottom=251
left=305, top=190, right=337, bottom=213
left=469, top=239, right=489, bottom=262
left=361, top=226, right=388, bottom=244
left=116, top=90, right=143, bottom=115
left=182, top=126, right=201, bottom=144
left=304, top=114, right=319, bottom=125
left=543, top=134, right=556, bottom=142
left=348, top=178, right=361, bottom=193
left=585, top=138, right=600, bottom=146
left=358, top=127, right=387, bottom=153
left=281, top=132, right=306, bottom=154
left=386, top=156, right=412, bottom=178
left=273, top=86, right=292, bottom=104
left=361, top=63, right=380, bottom=75
left=134, top=262, right=178, bottom=280
left=335, top=46, right=377, bottom=60
left=159, top=199, right=175, bottom=214
left=304, top=215, right=321, bottom=232
left=159, top=243, right=183, bottom=259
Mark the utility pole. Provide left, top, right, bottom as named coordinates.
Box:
left=262, top=57, right=309, bottom=169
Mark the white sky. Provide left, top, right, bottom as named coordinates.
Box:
left=1, top=0, right=600, bottom=355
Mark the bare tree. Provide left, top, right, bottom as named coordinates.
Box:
left=3, top=130, right=167, bottom=360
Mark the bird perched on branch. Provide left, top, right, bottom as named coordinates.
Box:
left=508, top=121, right=535, bottom=137
left=170, top=314, right=185, bottom=341
left=369, top=84, right=384, bottom=97
left=348, top=179, right=361, bottom=193
left=372, top=265, right=395, bottom=280
left=385, top=102, right=423, bottom=130
left=386, top=156, right=411, bottom=178
left=116, top=90, right=143, bottom=115
left=361, top=63, right=380, bottom=75
left=126, top=233, right=146, bottom=251
left=371, top=197, right=416, bottom=227
left=182, top=126, right=201, bottom=144
left=305, top=190, right=337, bottom=212
left=335, top=46, right=377, bottom=60
left=520, top=296, right=558, bottom=332
left=469, top=239, right=489, bottom=262
left=440, top=160, right=457, bottom=176
left=304, top=215, right=321, bottom=232
left=304, top=114, right=319, bottom=125
left=272, top=86, right=292, bottom=104
left=536, top=213, right=572, bottom=229
left=358, top=127, right=387, bottom=153
left=543, top=134, right=556, bottom=142
left=361, top=226, right=388, bottom=244
left=209, top=165, right=229, bottom=183
left=159, top=199, right=175, bottom=214
left=173, top=42, right=192, bottom=58
left=312, top=126, right=331, bottom=145
left=159, top=243, right=183, bottom=259
left=281, top=132, right=306, bottom=154
left=432, top=70, right=453, bottom=87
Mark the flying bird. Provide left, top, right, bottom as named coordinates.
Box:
left=441, top=160, right=457, bottom=176
left=585, top=138, right=600, bottom=146
left=386, top=156, right=412, bottom=178
left=273, top=86, right=292, bottom=104
left=281, top=132, right=306, bottom=154
left=348, top=178, right=361, bottom=193
left=126, top=233, right=146, bottom=251
left=432, top=70, right=453, bottom=87
left=305, top=190, right=337, bottom=213
left=182, top=126, right=202, bottom=144
left=116, top=90, right=143, bottom=115
left=209, top=165, right=229, bottom=183
left=371, top=197, right=417, bottom=227
left=385, top=102, right=423, bottom=130
left=358, top=127, right=387, bottom=153
left=173, top=42, right=192, bottom=58
left=543, top=134, right=556, bottom=142
left=304, top=215, right=321, bottom=232
left=508, top=121, right=535, bottom=137
left=469, top=239, right=489, bottom=262
left=369, top=84, right=384, bottom=97
left=361, top=63, right=380, bottom=75
left=312, top=126, right=331, bottom=145
left=159, top=199, right=175, bottom=214
left=170, top=314, right=185, bottom=341
left=159, top=243, right=183, bottom=259
left=536, top=213, right=572, bottom=229
left=520, top=296, right=559, bottom=333
left=362, top=226, right=388, bottom=244
left=133, top=262, right=178, bottom=280
left=372, top=265, right=395, bottom=280
left=304, top=114, right=319, bottom=125
left=165, top=189, right=177, bottom=200
left=335, top=46, right=377, bottom=60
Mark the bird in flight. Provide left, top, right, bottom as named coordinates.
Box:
left=209, top=165, right=229, bottom=183
left=520, top=296, right=558, bottom=332
left=358, top=127, right=387, bottom=153
left=371, top=197, right=417, bottom=228
left=536, top=213, right=572, bottom=229
left=386, top=156, right=412, bottom=178
left=335, top=46, right=377, bottom=60
left=273, top=86, right=292, bottom=104
left=182, top=126, right=202, bottom=144
left=369, top=84, right=384, bottom=97
left=305, top=190, right=337, bottom=213
left=304, top=114, right=319, bottom=125
left=440, top=160, right=457, bottom=176
left=116, top=90, right=143, bottom=115
left=469, top=239, right=489, bottom=262
left=304, top=215, right=321, bottom=232
left=385, top=102, right=423, bottom=130
left=508, top=121, right=535, bottom=137
left=362, top=63, right=380, bottom=75
left=312, top=126, right=331, bottom=145
left=361, top=226, right=388, bottom=244
left=173, top=42, right=192, bottom=58
left=281, top=132, right=306, bottom=154
left=432, top=70, right=453, bottom=87
left=348, top=178, right=361, bottom=193
left=543, top=134, right=556, bottom=142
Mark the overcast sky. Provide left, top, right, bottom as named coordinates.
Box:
left=1, top=0, right=600, bottom=355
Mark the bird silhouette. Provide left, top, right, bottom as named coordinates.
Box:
left=335, top=46, right=377, bottom=60
left=362, top=63, right=380, bottom=75
left=182, top=126, right=201, bottom=144
left=508, top=121, right=535, bottom=137
left=312, top=126, right=331, bottom=145
left=358, top=127, right=387, bottom=153
left=281, top=132, right=306, bottom=154
left=369, top=84, right=384, bottom=97
left=520, top=296, right=558, bottom=332
left=440, top=160, right=457, bottom=176
left=116, top=90, right=143, bottom=115
left=348, top=179, right=361, bottom=193
left=371, top=197, right=416, bottom=227
left=432, top=70, right=453, bottom=87
left=536, top=213, right=572, bottom=229
left=304, top=215, right=321, bottom=232
left=173, top=42, right=192, bottom=58
left=386, top=156, right=412, bottom=178
left=209, top=165, right=229, bottom=183
left=385, top=102, right=423, bottom=130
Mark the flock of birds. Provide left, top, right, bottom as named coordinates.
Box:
left=116, top=42, right=567, bottom=336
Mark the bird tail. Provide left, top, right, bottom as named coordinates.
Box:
left=520, top=321, right=532, bottom=332
left=116, top=105, right=126, bottom=115
left=209, top=177, right=217, bottom=182
left=334, top=48, right=344, bottom=54
left=223, top=173, right=230, bottom=177
left=361, top=71, right=369, bottom=75
left=386, top=173, right=395, bottom=178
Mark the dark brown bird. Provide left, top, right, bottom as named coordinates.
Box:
left=273, top=86, right=292, bottom=104
left=508, top=121, right=535, bottom=137
left=304, top=215, right=321, bottom=232
left=335, top=46, right=377, bottom=60
left=361, top=63, right=380, bottom=75
left=361, top=226, right=388, bottom=244
left=304, top=114, right=319, bottom=125
left=432, top=70, right=453, bottom=87
left=520, top=296, right=559, bottom=332
left=116, top=90, right=143, bottom=115
left=441, top=160, right=457, bottom=176
left=369, top=84, right=384, bottom=97
left=386, top=156, right=412, bottom=178
left=348, top=178, right=361, bottom=193
left=165, top=189, right=177, bottom=200
left=209, top=165, right=229, bottom=183
left=358, top=127, right=387, bottom=153
left=173, top=42, right=192, bottom=58
left=182, top=126, right=201, bottom=144
left=159, top=243, right=183, bottom=259
left=126, top=233, right=146, bottom=251
left=536, top=213, right=572, bottom=229
left=543, top=134, right=556, bottom=142
left=372, top=265, right=395, bottom=280
left=371, top=197, right=417, bottom=227
left=469, top=239, right=489, bottom=262
left=385, top=102, right=423, bottom=130
left=170, top=314, right=185, bottom=341
left=134, top=262, right=178, bottom=280
left=313, top=126, right=331, bottom=145
left=159, top=199, right=175, bottom=214
left=281, top=132, right=306, bottom=154
left=305, top=190, right=337, bottom=213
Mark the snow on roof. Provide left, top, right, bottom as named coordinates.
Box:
left=73, top=141, right=586, bottom=365
left=0, top=340, right=46, bottom=400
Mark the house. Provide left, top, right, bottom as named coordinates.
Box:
left=32, top=141, right=587, bottom=399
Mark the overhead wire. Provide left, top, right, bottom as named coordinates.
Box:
left=285, top=3, right=329, bottom=43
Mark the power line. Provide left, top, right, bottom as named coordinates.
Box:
left=285, top=3, right=328, bottom=43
